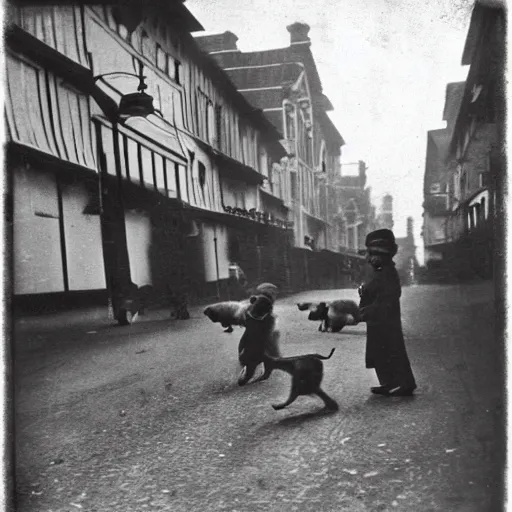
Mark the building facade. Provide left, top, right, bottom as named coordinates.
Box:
left=7, top=2, right=368, bottom=318
left=422, top=0, right=506, bottom=281
left=422, top=82, right=464, bottom=272
left=395, top=217, right=419, bottom=286
left=333, top=161, right=375, bottom=253
left=195, top=23, right=348, bottom=253
left=6, top=1, right=294, bottom=317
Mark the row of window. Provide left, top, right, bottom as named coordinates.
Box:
left=97, top=123, right=219, bottom=212
left=94, top=6, right=293, bottom=201
left=97, top=6, right=182, bottom=85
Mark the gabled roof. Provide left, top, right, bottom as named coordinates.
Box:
left=263, top=110, right=283, bottom=132
left=195, top=25, right=343, bottom=145
left=181, top=32, right=286, bottom=153
left=442, top=82, right=465, bottom=131
left=462, top=0, right=506, bottom=65
left=235, top=88, right=285, bottom=111
left=226, top=63, right=303, bottom=91
left=424, top=128, right=451, bottom=194
left=429, top=129, right=451, bottom=162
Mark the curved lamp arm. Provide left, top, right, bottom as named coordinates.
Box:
left=93, top=71, right=142, bottom=82
left=93, top=61, right=148, bottom=93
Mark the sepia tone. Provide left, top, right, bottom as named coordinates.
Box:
left=5, top=0, right=506, bottom=511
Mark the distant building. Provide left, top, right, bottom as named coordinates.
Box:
left=395, top=217, right=418, bottom=285
left=334, top=160, right=375, bottom=252
left=422, top=81, right=464, bottom=269
left=195, top=23, right=348, bottom=253
left=6, top=1, right=292, bottom=316
left=423, top=0, right=506, bottom=281
left=375, top=194, right=394, bottom=231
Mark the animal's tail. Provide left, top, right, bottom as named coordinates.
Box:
left=315, top=348, right=336, bottom=360
left=264, top=347, right=335, bottom=363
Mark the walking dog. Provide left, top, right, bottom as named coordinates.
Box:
left=263, top=348, right=339, bottom=410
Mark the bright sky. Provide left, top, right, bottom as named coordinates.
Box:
left=187, top=0, right=473, bottom=265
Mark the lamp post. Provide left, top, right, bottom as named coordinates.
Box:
left=93, top=60, right=156, bottom=325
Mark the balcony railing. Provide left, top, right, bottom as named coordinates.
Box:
left=222, top=205, right=294, bottom=229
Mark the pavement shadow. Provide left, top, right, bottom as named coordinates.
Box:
left=275, top=407, right=338, bottom=427
left=364, top=394, right=418, bottom=409
left=338, top=329, right=366, bottom=336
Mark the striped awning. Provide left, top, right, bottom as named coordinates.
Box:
left=5, top=51, right=97, bottom=171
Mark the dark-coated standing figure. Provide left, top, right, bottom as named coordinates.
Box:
left=359, top=229, right=417, bottom=397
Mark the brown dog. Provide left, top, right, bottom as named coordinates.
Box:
left=263, top=348, right=338, bottom=410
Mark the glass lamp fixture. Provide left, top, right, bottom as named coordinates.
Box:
left=94, top=60, right=155, bottom=121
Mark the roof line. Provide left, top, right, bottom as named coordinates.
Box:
left=223, top=62, right=302, bottom=71
left=208, top=49, right=239, bottom=55
left=238, top=86, right=283, bottom=92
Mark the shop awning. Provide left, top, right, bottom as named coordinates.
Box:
left=192, top=137, right=265, bottom=185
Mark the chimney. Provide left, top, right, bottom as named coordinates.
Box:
left=198, top=31, right=239, bottom=53
left=358, top=160, right=367, bottom=186
left=287, top=22, right=311, bottom=45
left=407, top=217, right=414, bottom=239
left=382, top=194, right=393, bottom=213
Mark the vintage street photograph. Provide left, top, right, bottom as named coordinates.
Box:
left=5, top=0, right=507, bottom=510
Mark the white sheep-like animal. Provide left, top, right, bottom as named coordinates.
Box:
left=203, top=300, right=251, bottom=333
left=204, top=282, right=279, bottom=333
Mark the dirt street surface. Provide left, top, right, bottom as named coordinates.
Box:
left=13, top=282, right=504, bottom=512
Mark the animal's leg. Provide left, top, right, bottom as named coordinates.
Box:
left=315, top=388, right=339, bottom=410
left=238, top=364, right=257, bottom=386
left=253, top=362, right=273, bottom=383
left=272, top=388, right=299, bottom=410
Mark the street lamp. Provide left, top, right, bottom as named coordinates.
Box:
left=93, top=60, right=155, bottom=121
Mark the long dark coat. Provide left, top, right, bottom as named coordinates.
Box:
left=359, top=262, right=416, bottom=389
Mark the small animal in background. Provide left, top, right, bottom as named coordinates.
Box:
left=298, top=300, right=360, bottom=332
left=238, top=294, right=281, bottom=386
left=204, top=300, right=250, bottom=333
left=263, top=348, right=339, bottom=411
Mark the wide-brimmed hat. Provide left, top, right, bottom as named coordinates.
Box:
left=365, top=229, right=398, bottom=256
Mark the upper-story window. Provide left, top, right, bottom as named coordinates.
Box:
left=156, top=44, right=171, bottom=74
left=196, top=87, right=211, bottom=142
left=460, top=171, right=467, bottom=195
left=258, top=147, right=268, bottom=179
left=174, top=61, right=181, bottom=85
left=198, top=161, right=206, bottom=205
left=319, top=141, right=327, bottom=173
left=207, top=101, right=216, bottom=147
left=106, top=9, right=180, bottom=85
left=283, top=101, right=295, bottom=140
left=215, top=104, right=223, bottom=151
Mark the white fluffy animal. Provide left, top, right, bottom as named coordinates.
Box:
left=203, top=300, right=251, bottom=333
left=204, top=282, right=279, bottom=333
